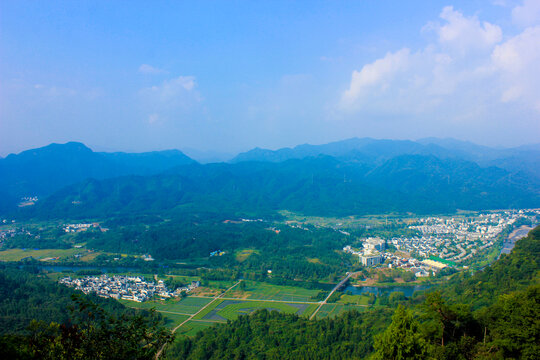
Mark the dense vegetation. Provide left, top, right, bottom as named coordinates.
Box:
left=0, top=265, right=127, bottom=334
left=15, top=154, right=538, bottom=220
left=165, top=309, right=393, bottom=360
left=0, top=265, right=172, bottom=359
left=0, top=295, right=171, bottom=360
left=0, top=139, right=534, bottom=220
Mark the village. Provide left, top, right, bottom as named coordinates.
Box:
left=59, top=274, right=200, bottom=302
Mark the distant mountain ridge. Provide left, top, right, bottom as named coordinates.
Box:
left=2, top=138, right=540, bottom=217
left=0, top=142, right=195, bottom=209
left=232, top=137, right=540, bottom=178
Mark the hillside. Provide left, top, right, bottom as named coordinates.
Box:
left=23, top=154, right=540, bottom=219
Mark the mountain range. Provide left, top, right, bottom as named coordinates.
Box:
left=1, top=138, right=539, bottom=217
left=232, top=137, right=540, bottom=178
left=0, top=142, right=194, bottom=211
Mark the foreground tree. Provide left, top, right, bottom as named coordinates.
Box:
left=0, top=295, right=173, bottom=360
left=373, top=305, right=429, bottom=360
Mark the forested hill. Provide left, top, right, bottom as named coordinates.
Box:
left=0, top=142, right=195, bottom=210
left=0, top=265, right=127, bottom=334
left=164, top=225, right=540, bottom=360
left=25, top=154, right=540, bottom=219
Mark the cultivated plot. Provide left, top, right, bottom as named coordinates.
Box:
left=229, top=281, right=320, bottom=302
left=161, top=313, right=190, bottom=329
left=121, top=296, right=212, bottom=315
left=175, top=320, right=216, bottom=337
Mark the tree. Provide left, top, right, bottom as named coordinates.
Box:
left=373, top=305, right=428, bottom=360
left=0, top=295, right=173, bottom=360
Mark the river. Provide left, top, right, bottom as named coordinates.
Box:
left=500, top=225, right=533, bottom=256
left=343, top=284, right=432, bottom=297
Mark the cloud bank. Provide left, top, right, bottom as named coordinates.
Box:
left=341, top=3, right=540, bottom=121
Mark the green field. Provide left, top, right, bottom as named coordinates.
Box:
left=337, top=294, right=370, bottom=305
left=315, top=303, right=366, bottom=319
left=161, top=313, right=190, bottom=329
left=192, top=299, right=223, bottom=320
left=216, top=301, right=300, bottom=321
left=231, top=281, right=320, bottom=302
left=121, top=296, right=212, bottom=315
left=206, top=279, right=237, bottom=289
left=0, top=248, right=84, bottom=261
left=175, top=320, right=217, bottom=337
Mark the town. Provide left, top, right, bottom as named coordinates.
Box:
left=59, top=274, right=200, bottom=302
left=344, top=209, right=539, bottom=276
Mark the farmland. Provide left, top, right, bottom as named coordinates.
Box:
left=0, top=248, right=86, bottom=262
left=224, top=280, right=321, bottom=302
left=314, top=303, right=367, bottom=319
left=120, top=280, right=343, bottom=335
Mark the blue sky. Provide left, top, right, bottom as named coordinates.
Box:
left=1, top=0, right=539, bottom=156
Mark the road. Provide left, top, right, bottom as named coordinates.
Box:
left=154, top=280, right=242, bottom=359
left=309, top=272, right=353, bottom=320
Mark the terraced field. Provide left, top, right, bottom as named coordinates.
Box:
left=123, top=279, right=364, bottom=338
left=314, top=303, right=366, bottom=319
left=162, top=313, right=190, bottom=329
left=175, top=320, right=216, bottom=337
left=121, top=296, right=212, bottom=315
left=228, top=281, right=321, bottom=302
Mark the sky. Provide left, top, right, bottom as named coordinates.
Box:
left=1, top=0, right=540, bottom=157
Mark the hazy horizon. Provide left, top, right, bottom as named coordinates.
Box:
left=2, top=1, right=540, bottom=157
left=2, top=135, right=539, bottom=161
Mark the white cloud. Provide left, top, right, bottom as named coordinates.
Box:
left=512, top=0, right=540, bottom=27
left=435, top=6, right=502, bottom=54
left=341, top=4, right=540, bottom=116
left=492, top=25, right=540, bottom=109
left=138, top=64, right=167, bottom=74
left=342, top=49, right=410, bottom=107
left=140, top=76, right=198, bottom=103
left=139, top=76, right=202, bottom=123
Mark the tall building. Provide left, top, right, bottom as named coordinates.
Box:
left=360, top=254, right=383, bottom=266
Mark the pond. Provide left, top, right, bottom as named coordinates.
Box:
left=343, top=284, right=432, bottom=298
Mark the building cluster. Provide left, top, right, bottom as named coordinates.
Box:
left=18, top=196, right=39, bottom=207
left=0, top=227, right=31, bottom=243
left=343, top=237, right=386, bottom=267
left=59, top=275, right=200, bottom=302
left=392, top=210, right=537, bottom=263
left=343, top=210, right=539, bottom=276
left=0, top=229, right=16, bottom=241
left=63, top=223, right=95, bottom=233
